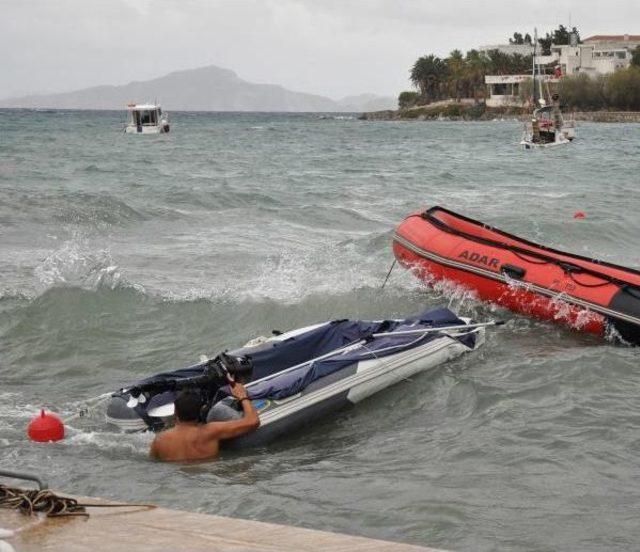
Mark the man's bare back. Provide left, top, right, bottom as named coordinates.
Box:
left=150, top=381, right=259, bottom=462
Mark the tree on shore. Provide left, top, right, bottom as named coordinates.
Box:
left=509, top=32, right=533, bottom=45
left=447, top=50, right=466, bottom=99
left=558, top=68, right=640, bottom=111
left=403, top=49, right=534, bottom=106
left=401, top=25, right=590, bottom=108
left=410, top=55, right=448, bottom=102
left=465, top=49, right=488, bottom=102
left=509, top=25, right=581, bottom=54
left=398, top=91, right=421, bottom=109
left=605, top=67, right=640, bottom=110
left=632, top=46, right=640, bottom=68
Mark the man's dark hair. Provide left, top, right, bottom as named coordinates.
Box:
left=174, top=391, right=202, bottom=423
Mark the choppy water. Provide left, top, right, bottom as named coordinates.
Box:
left=1, top=109, right=640, bottom=551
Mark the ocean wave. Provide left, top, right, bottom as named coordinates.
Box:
left=33, top=237, right=136, bottom=293
left=163, top=186, right=285, bottom=212
left=53, top=192, right=147, bottom=225
left=0, top=188, right=148, bottom=226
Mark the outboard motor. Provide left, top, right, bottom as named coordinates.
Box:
left=106, top=353, right=253, bottom=431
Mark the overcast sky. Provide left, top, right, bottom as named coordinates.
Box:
left=1, top=0, right=639, bottom=100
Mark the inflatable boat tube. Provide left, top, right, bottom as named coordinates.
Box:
left=393, top=206, right=640, bottom=345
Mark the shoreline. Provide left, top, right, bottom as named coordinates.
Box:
left=359, top=104, right=640, bottom=123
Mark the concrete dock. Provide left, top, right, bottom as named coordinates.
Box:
left=0, top=495, right=446, bottom=552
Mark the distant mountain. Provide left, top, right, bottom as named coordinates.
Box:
left=0, top=65, right=394, bottom=112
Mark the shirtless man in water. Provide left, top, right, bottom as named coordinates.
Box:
left=150, top=381, right=259, bottom=462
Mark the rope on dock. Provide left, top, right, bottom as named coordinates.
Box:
left=0, top=485, right=88, bottom=517
left=0, top=484, right=158, bottom=519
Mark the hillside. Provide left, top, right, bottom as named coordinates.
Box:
left=0, top=65, right=394, bottom=112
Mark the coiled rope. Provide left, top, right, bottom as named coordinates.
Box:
left=0, top=485, right=87, bottom=517
left=0, top=485, right=156, bottom=518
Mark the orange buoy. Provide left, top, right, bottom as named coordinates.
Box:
left=27, top=409, right=65, bottom=442
left=573, top=211, right=586, bottom=219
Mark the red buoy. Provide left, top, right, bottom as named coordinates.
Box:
left=573, top=211, right=586, bottom=219
left=27, top=409, right=65, bottom=442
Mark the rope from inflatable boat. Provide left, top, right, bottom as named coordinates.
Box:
left=0, top=485, right=88, bottom=517
left=0, top=485, right=155, bottom=518
left=417, top=210, right=640, bottom=292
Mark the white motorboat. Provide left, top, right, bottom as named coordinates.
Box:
left=124, top=103, right=170, bottom=134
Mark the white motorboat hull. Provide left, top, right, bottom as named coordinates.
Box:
left=124, top=121, right=170, bottom=134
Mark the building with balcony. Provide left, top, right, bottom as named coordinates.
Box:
left=539, top=35, right=640, bottom=76
left=485, top=74, right=559, bottom=108
left=484, top=34, right=639, bottom=107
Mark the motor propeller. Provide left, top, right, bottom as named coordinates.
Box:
left=123, top=352, right=253, bottom=409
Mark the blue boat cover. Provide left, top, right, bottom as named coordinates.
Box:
left=126, top=308, right=474, bottom=405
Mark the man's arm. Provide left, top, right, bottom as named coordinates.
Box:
left=149, top=435, right=162, bottom=460
left=203, top=382, right=260, bottom=441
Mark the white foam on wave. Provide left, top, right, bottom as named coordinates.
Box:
left=0, top=393, right=36, bottom=422
left=33, top=235, right=139, bottom=294
left=147, top=234, right=416, bottom=305
left=229, top=241, right=412, bottom=304
left=63, top=427, right=153, bottom=456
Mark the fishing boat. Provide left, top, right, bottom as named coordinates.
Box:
left=106, top=308, right=492, bottom=446
left=393, top=206, right=640, bottom=345
left=124, top=103, right=170, bottom=134
left=520, top=30, right=574, bottom=149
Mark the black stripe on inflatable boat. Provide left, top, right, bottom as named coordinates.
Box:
left=393, top=232, right=640, bottom=328
left=420, top=206, right=640, bottom=287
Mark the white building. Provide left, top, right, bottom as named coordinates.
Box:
left=484, top=34, right=639, bottom=107
left=539, top=35, right=640, bottom=76
left=584, top=34, right=640, bottom=48
left=485, top=75, right=559, bottom=108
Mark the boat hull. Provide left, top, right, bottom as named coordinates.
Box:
left=229, top=327, right=482, bottom=448
left=124, top=121, right=170, bottom=134
left=106, top=310, right=484, bottom=445
left=520, top=136, right=570, bottom=149
left=393, top=207, right=640, bottom=345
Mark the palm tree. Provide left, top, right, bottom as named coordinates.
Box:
left=447, top=49, right=466, bottom=100
left=464, top=49, right=488, bottom=101
left=410, top=55, right=448, bottom=102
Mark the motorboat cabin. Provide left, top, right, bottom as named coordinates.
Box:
left=125, top=103, right=170, bottom=134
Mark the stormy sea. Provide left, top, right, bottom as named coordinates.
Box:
left=1, top=109, right=639, bottom=551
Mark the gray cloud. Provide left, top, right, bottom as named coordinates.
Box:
left=1, top=0, right=638, bottom=100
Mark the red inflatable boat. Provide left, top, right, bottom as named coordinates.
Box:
left=393, top=206, right=640, bottom=345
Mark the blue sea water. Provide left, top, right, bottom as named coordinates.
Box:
left=1, top=109, right=640, bottom=551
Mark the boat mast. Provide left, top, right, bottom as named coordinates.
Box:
left=532, top=28, right=538, bottom=107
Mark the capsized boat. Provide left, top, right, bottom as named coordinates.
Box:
left=393, top=206, right=640, bottom=345
left=106, top=308, right=489, bottom=447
